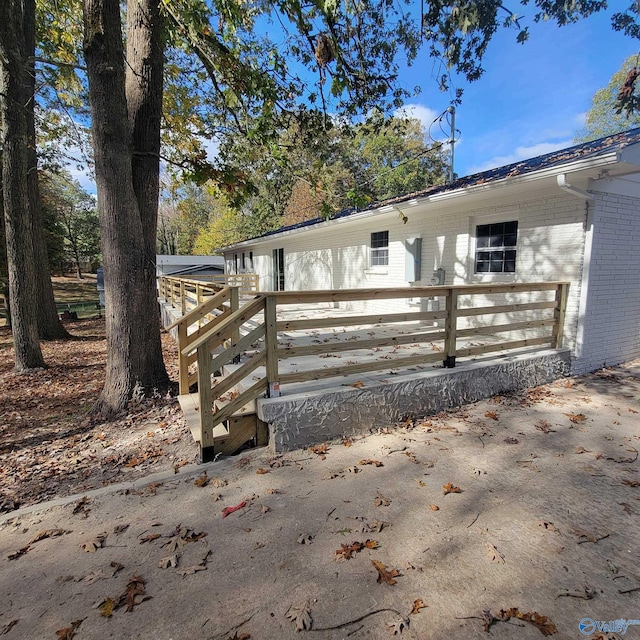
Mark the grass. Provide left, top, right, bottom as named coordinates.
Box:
left=0, top=274, right=101, bottom=327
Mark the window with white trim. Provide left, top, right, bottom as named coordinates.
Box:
left=475, top=221, right=518, bottom=274
left=370, top=231, right=389, bottom=267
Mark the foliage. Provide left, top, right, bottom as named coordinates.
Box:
left=40, top=171, right=100, bottom=275
left=575, top=55, right=640, bottom=143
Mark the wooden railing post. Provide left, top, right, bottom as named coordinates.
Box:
left=552, top=282, right=569, bottom=348
left=177, top=321, right=190, bottom=395
left=264, top=294, right=280, bottom=397
left=179, top=280, right=186, bottom=315
left=197, top=343, right=215, bottom=461
left=230, top=286, right=240, bottom=364
left=443, top=288, right=458, bottom=368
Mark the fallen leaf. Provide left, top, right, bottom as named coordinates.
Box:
left=411, top=599, right=427, bottom=614
left=342, top=437, right=353, bottom=447
left=429, top=504, right=440, bottom=511
left=80, top=569, right=110, bottom=585
left=540, top=521, right=558, bottom=532
left=72, top=497, right=91, bottom=517
left=443, top=482, right=461, bottom=495
left=503, top=436, right=519, bottom=445
left=485, top=542, right=505, bottom=564
left=297, top=534, right=313, bottom=544
left=359, top=459, right=384, bottom=467
left=375, top=493, right=391, bottom=507
left=504, top=608, right=557, bottom=636
left=260, top=505, right=271, bottom=514
left=310, top=443, right=329, bottom=458
left=564, top=412, right=586, bottom=423
left=575, top=446, right=590, bottom=454
left=286, top=601, right=312, bottom=631
left=227, top=634, right=251, bottom=640
left=389, top=616, right=410, bottom=635
left=256, top=468, right=270, bottom=474
left=158, top=554, right=179, bottom=569
left=194, top=472, right=209, bottom=487
left=55, top=618, right=84, bottom=639
left=80, top=533, right=107, bottom=552
left=622, top=479, right=640, bottom=487
left=372, top=560, right=401, bottom=585
left=222, top=500, right=247, bottom=518
left=28, top=528, right=70, bottom=544
left=335, top=541, right=363, bottom=560
left=349, top=381, right=365, bottom=388
left=139, top=533, right=161, bottom=544
left=110, top=561, right=125, bottom=575
left=119, top=574, right=149, bottom=612
left=176, top=551, right=212, bottom=576
left=210, top=478, right=227, bottom=488
left=99, top=597, right=117, bottom=618
left=113, top=524, right=129, bottom=535
left=485, top=410, right=498, bottom=420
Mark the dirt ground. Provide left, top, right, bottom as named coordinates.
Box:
left=0, top=333, right=639, bottom=639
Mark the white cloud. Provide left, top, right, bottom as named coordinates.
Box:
left=394, top=103, right=442, bottom=135
left=468, top=139, right=573, bottom=174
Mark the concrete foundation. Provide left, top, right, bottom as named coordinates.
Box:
left=257, top=349, right=571, bottom=451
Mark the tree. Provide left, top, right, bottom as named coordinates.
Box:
left=1, top=0, right=46, bottom=369
left=40, top=171, right=100, bottom=277
left=83, top=0, right=168, bottom=415
left=575, top=54, right=640, bottom=143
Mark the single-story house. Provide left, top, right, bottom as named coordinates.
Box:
left=221, top=128, right=640, bottom=376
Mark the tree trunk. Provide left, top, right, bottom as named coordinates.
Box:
left=23, top=1, right=70, bottom=340
left=0, top=0, right=45, bottom=370
left=83, top=0, right=168, bottom=417
left=125, top=0, right=167, bottom=385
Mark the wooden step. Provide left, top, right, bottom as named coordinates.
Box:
left=178, top=392, right=266, bottom=462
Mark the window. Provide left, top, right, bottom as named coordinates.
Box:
left=370, top=231, right=389, bottom=267
left=475, top=221, right=518, bottom=273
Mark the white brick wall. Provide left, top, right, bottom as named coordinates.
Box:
left=571, top=191, right=640, bottom=374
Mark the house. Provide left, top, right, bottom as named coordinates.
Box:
left=221, top=129, right=640, bottom=376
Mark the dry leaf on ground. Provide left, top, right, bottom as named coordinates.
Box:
left=485, top=410, right=498, bottom=420
left=139, top=533, right=161, bottom=544
left=119, top=574, right=150, bottom=612
left=222, top=500, right=247, bottom=518
left=29, top=528, right=70, bottom=544
left=429, top=504, right=439, bottom=511
left=485, top=542, right=505, bottom=563
left=1, top=620, right=19, bottom=635
left=375, top=493, right=391, bottom=506
left=80, top=533, right=107, bottom=552
left=359, top=459, right=384, bottom=467
left=564, top=413, right=586, bottom=423
left=176, top=550, right=212, bottom=576
left=443, top=482, right=461, bottom=495
left=389, top=616, right=410, bottom=635
left=55, top=618, right=84, bottom=639
left=286, top=601, right=312, bottom=631
left=158, top=554, right=179, bottom=569
left=372, top=560, right=401, bottom=585
left=256, top=468, right=270, bottom=474
left=194, top=472, right=209, bottom=487
left=411, top=599, right=427, bottom=614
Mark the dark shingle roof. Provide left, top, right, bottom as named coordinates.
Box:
left=239, top=127, right=640, bottom=244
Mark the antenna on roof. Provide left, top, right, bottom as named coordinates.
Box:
left=447, top=106, right=455, bottom=184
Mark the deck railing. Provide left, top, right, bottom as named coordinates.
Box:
left=160, top=281, right=569, bottom=458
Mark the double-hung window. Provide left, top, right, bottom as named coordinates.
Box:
left=370, top=231, right=389, bottom=267
left=475, top=221, right=518, bottom=274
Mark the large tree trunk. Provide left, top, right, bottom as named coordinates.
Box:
left=126, top=0, right=167, bottom=386
left=0, top=0, right=46, bottom=370
left=83, top=0, right=168, bottom=417
left=23, top=0, right=70, bottom=340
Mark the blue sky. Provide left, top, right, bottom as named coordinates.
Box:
left=394, top=6, right=638, bottom=177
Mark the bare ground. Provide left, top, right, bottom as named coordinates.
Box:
left=0, top=323, right=639, bottom=639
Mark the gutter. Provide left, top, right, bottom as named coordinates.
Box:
left=557, top=174, right=594, bottom=200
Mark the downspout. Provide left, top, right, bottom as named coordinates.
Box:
left=556, top=174, right=593, bottom=367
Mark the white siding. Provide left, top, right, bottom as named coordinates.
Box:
left=571, top=191, right=640, bottom=373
